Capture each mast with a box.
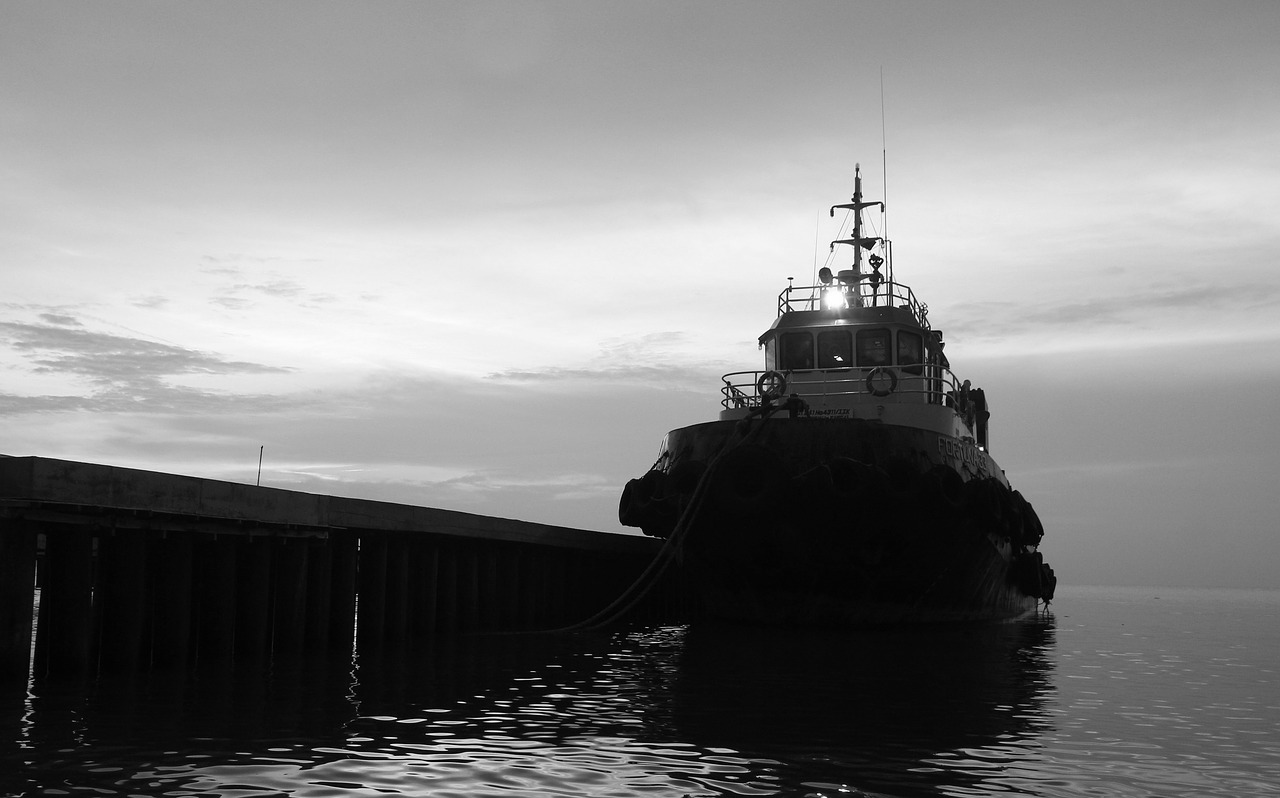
[829,164,885,302]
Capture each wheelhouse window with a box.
[898,331,923,375]
[780,332,814,370]
[855,329,890,366]
[817,330,852,369]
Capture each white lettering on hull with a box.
[937,436,992,478]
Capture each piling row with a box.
[0,456,675,685]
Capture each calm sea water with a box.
[3,584,1278,797]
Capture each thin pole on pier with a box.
[257,446,264,486]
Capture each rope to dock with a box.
[547,410,777,634]
[468,409,775,638]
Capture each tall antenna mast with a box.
[828,165,885,306]
[880,68,890,283]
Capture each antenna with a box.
[257,445,263,486]
[812,211,821,285]
[880,67,890,282]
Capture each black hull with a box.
[620,417,1053,627]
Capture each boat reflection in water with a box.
[659,617,1058,795]
[3,617,1056,796]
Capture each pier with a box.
[0,456,679,685]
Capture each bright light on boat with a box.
[823,287,846,310]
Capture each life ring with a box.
[756,370,787,401]
[865,367,897,397]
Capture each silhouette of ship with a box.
[619,165,1056,625]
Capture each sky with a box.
[3,1,1279,589]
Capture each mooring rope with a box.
[552,408,780,633]
[468,408,776,638]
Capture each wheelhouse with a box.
[719,166,991,450]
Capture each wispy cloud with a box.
[945,281,1280,346]
[37,312,82,327]
[488,362,716,387]
[209,275,339,311]
[230,279,305,299]
[0,314,294,414]
[130,295,170,310]
[488,331,730,387]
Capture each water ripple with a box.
[6,588,1280,797]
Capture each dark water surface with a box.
[3,585,1278,797]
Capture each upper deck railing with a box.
[778,278,931,332]
[721,365,968,412]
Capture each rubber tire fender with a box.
[617,470,667,531]
[710,444,787,519]
[827,456,875,503]
[922,464,965,509]
[1021,496,1045,547]
[618,477,646,527]
[666,459,707,496]
[963,477,1004,525]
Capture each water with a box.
[3,585,1278,797]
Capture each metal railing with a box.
[778,279,931,331]
[720,366,968,412]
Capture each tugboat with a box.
[618,165,1055,626]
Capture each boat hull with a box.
[621,416,1050,627]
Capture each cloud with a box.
[208,275,340,311]
[488,363,715,388]
[130,295,170,310]
[488,331,731,388]
[37,313,82,327]
[943,280,1280,350]
[231,279,305,299]
[0,361,697,531]
[0,314,294,414]
[210,297,253,311]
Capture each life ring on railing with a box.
[756,370,787,401]
[865,367,897,397]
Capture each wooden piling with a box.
[356,535,387,654]
[151,535,193,671]
[419,543,445,637]
[235,535,272,664]
[33,526,95,683]
[194,535,238,665]
[271,538,308,658]
[437,544,459,635]
[95,531,149,674]
[383,538,409,652]
[0,520,38,683]
[304,537,332,653]
[327,531,358,656]
[461,548,480,632]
